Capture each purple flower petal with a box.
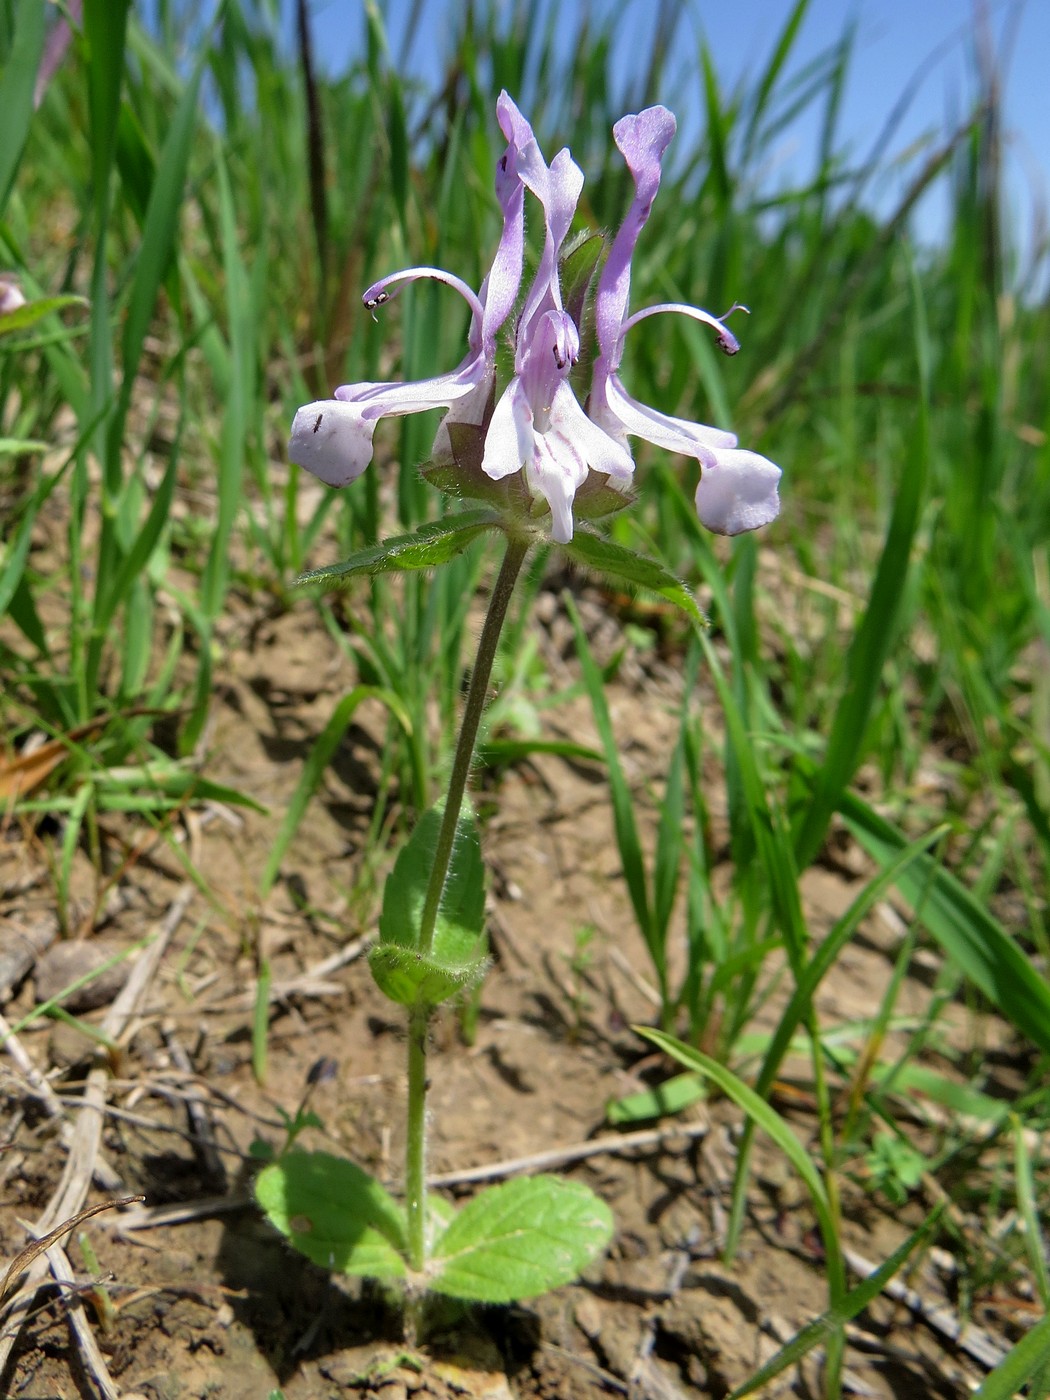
[362,266,484,328]
[595,107,676,366]
[289,400,381,487]
[591,373,738,461]
[516,147,585,356]
[478,92,530,349]
[292,359,487,485]
[481,378,532,481]
[694,449,781,535]
[547,380,634,484]
[482,378,633,541]
[527,429,585,544]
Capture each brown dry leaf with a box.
[0,718,110,801]
[0,1195,144,1304]
[0,708,165,801]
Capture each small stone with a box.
[48,1019,98,1069]
[574,1295,603,1339]
[35,938,131,1012]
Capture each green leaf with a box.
[606,1072,705,1125]
[84,0,131,211]
[109,38,206,454]
[0,296,89,338]
[0,0,46,216]
[792,259,929,868]
[93,451,178,640]
[256,1151,407,1280]
[561,531,705,626]
[430,1176,613,1303]
[841,791,1050,1056]
[477,737,603,768]
[971,1311,1050,1400]
[297,511,502,586]
[94,763,267,814]
[638,1028,835,1244]
[368,941,489,1008]
[565,592,654,981]
[0,438,49,454]
[379,802,485,951]
[371,801,488,1006]
[560,231,605,335]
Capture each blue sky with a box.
[304,0,1047,276]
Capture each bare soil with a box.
[0,566,1036,1399]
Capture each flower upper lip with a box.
[588,108,781,537]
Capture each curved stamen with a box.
[362,267,485,328]
[618,302,745,357]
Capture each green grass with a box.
[2,0,1048,1393]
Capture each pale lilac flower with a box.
[0,277,26,316]
[289,94,781,544]
[589,108,781,536]
[480,138,633,542]
[288,92,531,487]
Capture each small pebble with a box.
[35,938,131,1012]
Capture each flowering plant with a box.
[258,93,780,1326]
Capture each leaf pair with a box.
[255,1152,612,1304]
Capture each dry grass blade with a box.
[0,1194,144,1305]
[0,886,191,1381]
[0,707,167,800]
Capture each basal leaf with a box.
[256,1151,407,1280]
[430,1176,613,1303]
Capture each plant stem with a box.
[404,530,530,1274]
[417,531,530,959]
[405,1001,430,1272]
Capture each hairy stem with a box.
[404,530,530,1276]
[417,532,530,958]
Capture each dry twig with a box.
[844,1245,1006,1371]
[0,886,192,1387]
[428,1120,709,1187]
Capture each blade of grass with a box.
[971,1311,1050,1400]
[565,591,656,1000]
[840,789,1050,1056]
[0,0,46,215]
[1012,1114,1050,1309]
[728,1207,944,1399]
[261,686,413,897]
[639,1027,834,1240]
[793,254,930,869]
